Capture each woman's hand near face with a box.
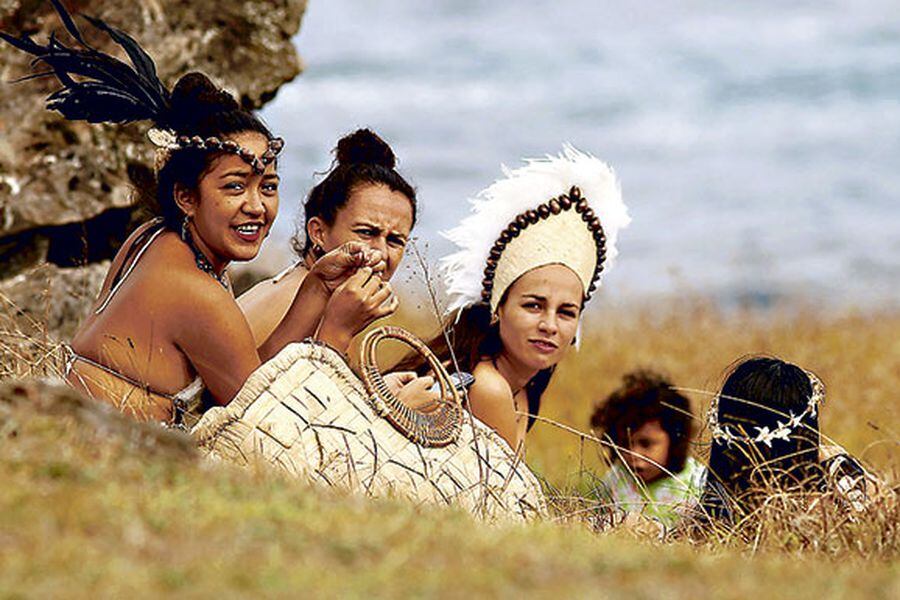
[257,243,387,359]
[317,267,398,352]
[307,241,387,293]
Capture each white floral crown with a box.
[708,370,825,448]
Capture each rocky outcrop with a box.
[0,0,306,274]
[0,378,197,458]
[0,260,107,338]
[0,0,306,339]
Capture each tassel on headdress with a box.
[0,0,172,126]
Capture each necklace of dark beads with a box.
[180,224,230,290]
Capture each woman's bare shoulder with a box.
[238,263,306,308]
[139,234,235,309]
[96,220,167,297]
[468,361,518,446]
[469,361,513,404]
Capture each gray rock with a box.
[0,0,306,255]
[0,261,106,347]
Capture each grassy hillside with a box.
[1,293,898,597]
[1,380,897,599]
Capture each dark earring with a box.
[312,243,324,257]
[181,215,191,241]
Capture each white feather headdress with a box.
[440,145,630,315]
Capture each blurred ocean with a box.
[255,0,900,309]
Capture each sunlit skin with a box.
[67,131,370,422]
[623,419,671,485]
[178,132,279,268]
[308,184,413,281]
[467,264,583,451]
[240,183,414,349]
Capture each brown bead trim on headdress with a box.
[148,128,284,174]
[480,185,607,304]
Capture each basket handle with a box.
[359,326,463,447]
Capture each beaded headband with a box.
[441,145,630,315]
[148,128,285,174]
[708,369,825,448]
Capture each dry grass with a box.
[383,294,899,480]
[2,379,898,598]
[1,273,898,595]
[382,290,899,561]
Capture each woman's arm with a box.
[260,243,394,357]
[257,272,331,361]
[467,364,522,449]
[168,276,264,405]
[315,266,398,352]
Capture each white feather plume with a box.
[440,145,630,315]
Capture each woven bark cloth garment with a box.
[191,341,548,522]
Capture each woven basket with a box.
[191,332,547,522]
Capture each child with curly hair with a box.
[590,370,704,526]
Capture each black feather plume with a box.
[1,0,172,127]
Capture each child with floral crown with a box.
[699,356,889,523]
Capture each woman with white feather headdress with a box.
[395,146,631,451]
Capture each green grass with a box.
[1,287,899,597]
[1,378,898,599]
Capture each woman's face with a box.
[624,419,671,484]
[496,264,583,373]
[308,183,414,280]
[186,131,279,264]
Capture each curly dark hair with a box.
[590,369,694,473]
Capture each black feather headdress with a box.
[2,1,285,173]
[0,0,172,128]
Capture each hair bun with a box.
[335,128,396,169]
[167,72,240,133]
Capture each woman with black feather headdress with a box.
[2,1,389,426]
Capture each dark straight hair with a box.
[700,356,823,519]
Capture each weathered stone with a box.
[0,0,306,251]
[0,260,106,341]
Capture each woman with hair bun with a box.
[2,2,380,427]
[240,129,429,396]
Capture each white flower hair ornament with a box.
[708,370,826,449]
[440,145,631,319]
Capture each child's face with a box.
[625,419,671,485]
